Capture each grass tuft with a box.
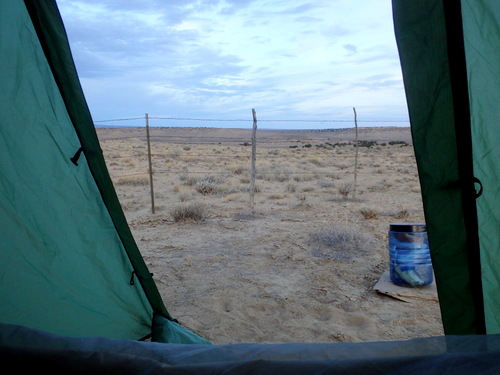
[196,176,224,195]
[310,226,373,260]
[170,202,206,222]
[359,208,378,219]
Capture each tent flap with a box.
[393,0,500,334]
[0,0,206,342]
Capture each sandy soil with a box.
[97,126,444,345]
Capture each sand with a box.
[97,126,444,345]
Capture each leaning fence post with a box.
[249,109,257,210]
[353,107,359,199]
[145,113,155,214]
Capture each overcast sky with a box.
[56,0,409,129]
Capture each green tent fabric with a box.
[0,0,208,344]
[462,0,500,334]
[393,0,500,335]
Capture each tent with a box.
[1,0,499,373]
[0,0,208,345]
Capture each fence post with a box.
[145,113,155,214]
[353,107,358,199]
[249,109,257,210]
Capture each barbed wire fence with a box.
[95,111,411,214]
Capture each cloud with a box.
[57,0,409,127]
[343,43,357,54]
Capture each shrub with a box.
[232,166,245,175]
[169,150,180,158]
[116,176,149,186]
[395,209,409,219]
[338,183,352,197]
[196,180,217,195]
[170,202,206,222]
[180,173,199,186]
[360,208,378,219]
[310,226,373,260]
[309,158,323,166]
[388,140,409,146]
[318,180,335,189]
[356,140,377,148]
[195,176,224,195]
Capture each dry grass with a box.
[338,183,352,198]
[96,127,443,345]
[310,225,374,260]
[170,202,207,222]
[116,175,149,186]
[103,132,421,225]
[360,208,378,219]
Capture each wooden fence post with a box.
[353,107,359,199]
[249,109,257,210]
[145,113,155,214]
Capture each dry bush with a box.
[170,202,206,222]
[196,181,217,195]
[258,165,291,182]
[308,158,323,167]
[178,194,190,202]
[293,174,315,182]
[310,226,373,260]
[180,174,199,186]
[116,176,149,186]
[318,180,335,189]
[195,176,224,195]
[368,179,389,192]
[360,208,378,219]
[338,183,352,197]
[231,166,246,175]
[267,193,284,200]
[169,150,181,159]
[410,186,421,193]
[395,209,410,219]
[122,158,136,167]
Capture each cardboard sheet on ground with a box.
[374,270,438,303]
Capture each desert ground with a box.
[96,126,444,345]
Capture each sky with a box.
[56,0,409,129]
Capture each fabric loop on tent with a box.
[70,147,83,166]
[473,177,483,198]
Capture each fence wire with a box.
[96,115,412,212]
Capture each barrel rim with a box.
[389,223,426,232]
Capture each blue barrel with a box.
[389,223,433,287]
